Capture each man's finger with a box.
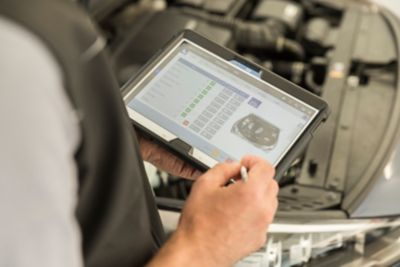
[204,162,241,187]
[249,164,275,190]
[268,180,279,198]
[241,155,266,169]
[177,163,202,180]
[241,156,275,186]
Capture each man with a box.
[0,0,279,266]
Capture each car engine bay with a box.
[98,0,398,216]
[92,0,400,265]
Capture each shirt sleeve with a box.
[0,17,83,267]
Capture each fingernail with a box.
[225,159,240,165]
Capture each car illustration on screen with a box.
[231,114,280,151]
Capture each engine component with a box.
[112,8,232,84]
[252,0,304,33]
[175,0,238,14]
[181,8,305,59]
[86,0,131,20]
[303,17,337,56]
[263,60,308,84]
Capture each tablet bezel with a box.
[122,30,329,180]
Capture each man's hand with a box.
[147,155,279,267]
[138,133,202,180]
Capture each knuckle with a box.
[264,164,275,177]
[241,154,252,163]
[211,163,224,173]
[212,162,233,176]
[269,167,276,177]
[270,180,279,195]
[214,162,225,169]
[253,155,265,162]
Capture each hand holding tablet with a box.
[123,30,329,180]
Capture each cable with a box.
[278,38,305,60]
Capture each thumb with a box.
[204,162,241,187]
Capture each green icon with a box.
[181,113,187,117]
[202,89,207,94]
[185,108,191,113]
[190,103,195,108]
[194,98,200,104]
[199,95,204,99]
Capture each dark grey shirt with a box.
[0,16,82,267]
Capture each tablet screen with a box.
[126,40,318,166]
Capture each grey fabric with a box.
[0,0,165,266]
[0,16,82,267]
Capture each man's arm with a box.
[147,156,279,267]
[0,17,82,267]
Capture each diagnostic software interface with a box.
[127,41,318,165]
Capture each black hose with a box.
[305,70,322,94]
[181,7,238,28]
[180,8,305,59]
[279,38,305,60]
[270,61,307,84]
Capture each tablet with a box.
[123,30,329,179]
